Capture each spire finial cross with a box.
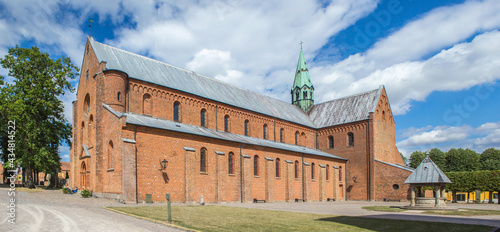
[300,41,303,49]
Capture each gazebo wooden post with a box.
[410,185,415,207]
[441,186,446,200]
[435,185,441,207]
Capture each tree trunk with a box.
[48,172,56,188]
[467,192,470,203]
[452,191,457,203]
[22,170,25,186]
[488,192,493,204]
[24,165,36,189]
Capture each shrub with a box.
[62,187,69,194]
[81,189,91,198]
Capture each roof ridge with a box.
[315,87,379,106]
[91,39,295,106]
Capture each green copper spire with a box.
[291,43,314,112]
[293,47,313,89]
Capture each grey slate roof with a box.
[308,87,382,128]
[90,38,382,129]
[375,159,414,172]
[404,155,451,184]
[90,38,315,127]
[102,104,346,161]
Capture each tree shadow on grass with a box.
[315,215,494,232]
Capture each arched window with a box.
[326,165,330,180]
[339,166,343,182]
[200,148,207,173]
[84,94,90,113]
[200,109,206,127]
[244,120,249,136]
[301,132,306,146]
[280,128,284,142]
[328,136,334,149]
[80,121,85,148]
[382,110,386,120]
[254,155,259,176]
[275,158,280,178]
[295,92,299,100]
[295,131,299,145]
[263,124,267,139]
[311,163,315,179]
[348,132,354,147]
[88,115,93,146]
[173,101,180,122]
[224,115,230,132]
[303,91,307,99]
[108,140,113,169]
[117,92,121,101]
[86,70,89,81]
[142,93,152,116]
[294,160,299,178]
[228,152,234,174]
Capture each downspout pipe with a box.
[134,125,138,203]
[367,119,372,201]
[240,143,243,203]
[302,153,305,201]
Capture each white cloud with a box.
[107,0,379,95]
[477,122,500,131]
[398,122,500,155]
[475,129,500,147]
[397,125,471,147]
[314,0,500,115]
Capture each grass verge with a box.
[108,205,493,232]
[362,206,408,212]
[422,209,500,216]
[16,187,43,192]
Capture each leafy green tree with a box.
[428,148,447,171]
[445,148,480,172]
[409,151,426,168]
[0,46,78,188]
[480,148,500,171]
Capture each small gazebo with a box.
[403,155,455,210]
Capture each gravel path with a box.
[2,186,499,231]
[0,186,181,232]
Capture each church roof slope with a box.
[307,87,382,128]
[404,155,451,184]
[103,104,346,161]
[89,38,315,127]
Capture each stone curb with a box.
[104,207,200,232]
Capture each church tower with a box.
[291,45,314,112]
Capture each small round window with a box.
[392,184,399,190]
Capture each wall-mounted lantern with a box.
[160,159,168,170]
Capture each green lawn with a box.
[107,205,493,232]
[362,206,408,212]
[422,209,500,216]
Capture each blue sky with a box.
[0,0,499,163]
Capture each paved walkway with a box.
[1,186,499,231]
[0,187,181,232]
[218,201,500,228]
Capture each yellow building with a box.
[446,191,499,203]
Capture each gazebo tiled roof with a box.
[404,155,451,184]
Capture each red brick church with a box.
[70,37,413,203]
